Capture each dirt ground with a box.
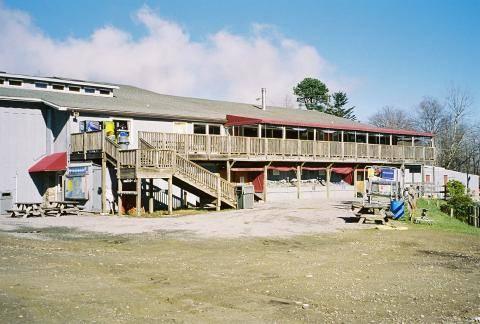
[0,199,368,238]
[0,200,479,323]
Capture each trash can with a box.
[0,192,13,215]
[236,184,254,209]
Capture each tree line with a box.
[368,86,479,175]
[293,78,479,175]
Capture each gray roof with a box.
[0,74,432,136]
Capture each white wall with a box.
[403,165,479,198]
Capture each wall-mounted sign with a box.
[67,166,88,177]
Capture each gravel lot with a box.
[0,198,369,238]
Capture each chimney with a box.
[261,88,267,110]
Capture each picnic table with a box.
[7,202,43,218]
[8,201,83,218]
[351,201,391,224]
[43,201,83,217]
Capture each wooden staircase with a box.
[70,131,238,212]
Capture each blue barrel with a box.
[390,200,405,219]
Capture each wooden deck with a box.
[138,131,435,164]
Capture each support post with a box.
[263,165,268,202]
[341,130,345,159]
[168,176,173,215]
[101,152,107,214]
[182,190,188,209]
[353,166,358,198]
[326,166,332,199]
[216,174,222,211]
[136,178,141,216]
[226,160,232,183]
[149,178,154,213]
[258,124,262,138]
[117,160,122,216]
[296,165,301,199]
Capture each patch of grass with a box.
[406,198,480,235]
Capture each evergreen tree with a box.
[326,92,357,120]
[293,78,329,111]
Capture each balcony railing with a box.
[139,131,435,163]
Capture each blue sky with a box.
[3,0,479,120]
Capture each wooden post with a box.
[326,166,331,199]
[258,124,262,138]
[101,152,107,214]
[216,174,222,211]
[450,207,454,218]
[168,176,173,215]
[353,166,358,198]
[366,133,370,157]
[296,165,301,199]
[136,178,141,216]
[226,160,232,182]
[263,165,268,202]
[117,160,123,216]
[182,190,188,209]
[474,207,478,227]
[341,130,345,159]
[148,178,154,213]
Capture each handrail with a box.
[139,131,435,163]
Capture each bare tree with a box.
[415,97,445,134]
[437,86,472,170]
[368,105,415,130]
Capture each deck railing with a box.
[139,131,435,163]
[71,131,435,163]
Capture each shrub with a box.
[446,180,466,197]
[441,180,474,221]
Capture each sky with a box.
[1,0,479,120]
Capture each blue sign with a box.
[380,168,395,180]
[67,166,88,177]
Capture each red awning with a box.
[28,152,67,173]
[225,114,433,137]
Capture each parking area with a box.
[0,198,368,238]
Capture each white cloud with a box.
[0,3,355,107]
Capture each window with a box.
[52,84,64,90]
[99,89,111,95]
[35,82,48,89]
[8,79,22,86]
[0,79,4,85]
[69,86,80,92]
[193,124,207,134]
[84,87,95,94]
[209,125,221,135]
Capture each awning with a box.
[28,152,67,173]
[225,114,433,137]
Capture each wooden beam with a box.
[149,178,154,213]
[216,174,222,211]
[353,164,359,198]
[227,160,232,183]
[168,176,173,215]
[136,178,141,216]
[297,165,301,199]
[117,160,122,216]
[326,164,333,199]
[101,152,107,214]
[263,165,268,202]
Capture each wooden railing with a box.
[175,153,236,203]
[139,131,435,163]
[117,147,236,204]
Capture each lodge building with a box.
[0,72,435,214]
